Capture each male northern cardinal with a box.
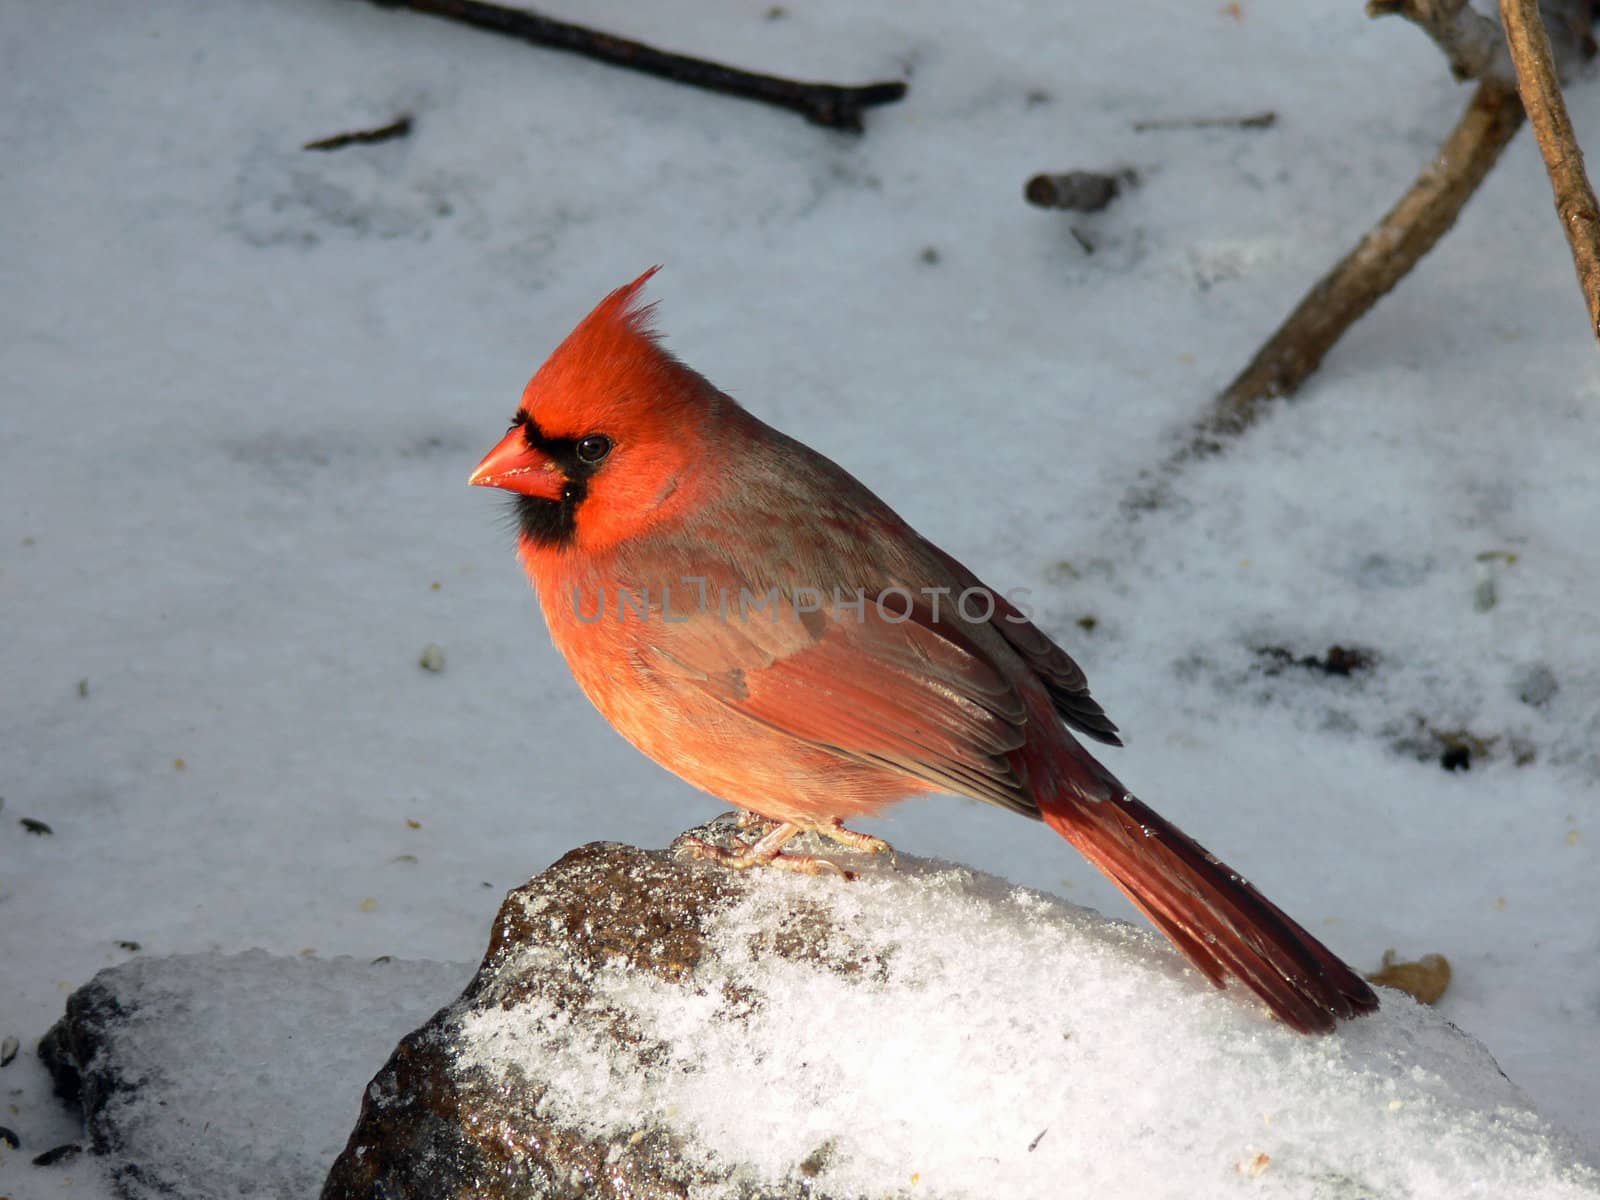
[471,269,1378,1034]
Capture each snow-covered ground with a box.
[3,0,1597,1194]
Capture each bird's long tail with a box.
[1039,783,1378,1033]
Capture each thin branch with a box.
[1117,2,1528,488]
[1108,1,1594,521]
[359,0,907,133]
[304,114,414,152]
[1500,0,1600,338]
[1192,81,1525,450]
[1131,111,1277,132]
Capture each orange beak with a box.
[469,427,566,500]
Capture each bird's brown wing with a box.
[635,578,1046,817]
[921,543,1121,746]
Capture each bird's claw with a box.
[817,819,894,859]
[681,823,856,879]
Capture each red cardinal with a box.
[471,269,1378,1034]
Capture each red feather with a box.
[473,272,1379,1033]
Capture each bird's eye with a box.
[575,434,612,465]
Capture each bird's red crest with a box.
[516,266,689,439]
[575,265,663,348]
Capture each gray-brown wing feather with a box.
[634,570,1040,817]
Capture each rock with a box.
[321,821,1600,1199]
[34,822,1600,1199]
[38,951,469,1199]
[321,835,743,1200]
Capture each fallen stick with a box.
[358,0,907,133]
[1131,112,1277,132]
[1120,78,1525,513]
[304,114,414,151]
[1176,0,1595,461]
[1196,80,1525,449]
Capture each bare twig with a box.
[304,114,414,151]
[1500,0,1600,337]
[358,0,907,133]
[1131,111,1277,132]
[1186,0,1596,452]
[1194,81,1525,449]
[1108,1,1596,521]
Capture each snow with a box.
[3,0,1597,1194]
[44,952,471,1199]
[460,852,1600,1199]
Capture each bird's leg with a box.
[681,821,852,878]
[734,807,776,833]
[814,818,894,858]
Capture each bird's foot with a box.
[815,819,894,859]
[682,821,853,879]
[734,808,776,833]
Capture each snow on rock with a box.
[37,951,469,1199]
[319,823,1599,1200]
